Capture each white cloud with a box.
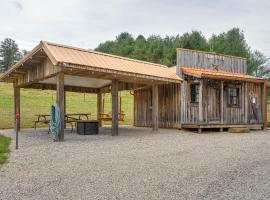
[0,0,269,56]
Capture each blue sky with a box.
[0,0,270,57]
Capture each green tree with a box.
[162,36,175,66]
[248,50,270,78]
[179,31,209,51]
[0,38,21,71]
[114,32,134,57]
[132,35,147,60]
[94,29,269,78]
[145,35,164,64]
[95,40,116,54]
[209,28,249,58]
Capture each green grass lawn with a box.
[0,134,11,164]
[0,81,134,129]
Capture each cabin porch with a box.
[180,75,268,133]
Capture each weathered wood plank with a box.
[198,79,203,123]
[56,72,65,141]
[176,49,247,74]
[111,80,119,136]
[152,84,158,131]
[220,81,224,124]
[97,92,103,127]
[13,85,20,131]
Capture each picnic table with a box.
[34,113,91,133]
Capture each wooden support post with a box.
[244,82,248,124]
[64,91,66,129]
[220,81,224,124]
[111,80,119,136]
[14,84,20,131]
[97,92,103,127]
[56,72,65,141]
[152,84,159,131]
[198,79,203,123]
[263,81,267,129]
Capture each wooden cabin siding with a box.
[177,49,247,74]
[180,81,199,124]
[223,83,245,124]
[181,79,263,126]
[134,83,181,128]
[134,88,152,127]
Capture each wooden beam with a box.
[152,84,159,131]
[198,79,203,123]
[97,92,103,127]
[111,80,119,136]
[220,81,224,124]
[23,83,100,94]
[13,84,20,131]
[56,72,65,141]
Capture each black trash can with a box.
[76,120,99,135]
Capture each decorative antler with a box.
[212,63,220,70]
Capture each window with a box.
[190,84,199,103]
[228,87,239,106]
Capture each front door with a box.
[207,84,221,122]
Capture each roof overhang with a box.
[182,67,266,83]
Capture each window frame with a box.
[227,86,240,107]
[190,83,200,104]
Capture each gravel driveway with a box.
[1,126,270,200]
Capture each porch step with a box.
[229,127,250,133]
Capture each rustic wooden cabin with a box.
[0,41,268,139]
[175,48,268,133]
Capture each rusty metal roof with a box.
[182,67,265,83]
[0,41,182,83]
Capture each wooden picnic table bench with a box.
[34,113,91,133]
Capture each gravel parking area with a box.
[1,126,270,200]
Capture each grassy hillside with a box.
[0,82,134,129]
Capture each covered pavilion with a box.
[0,41,182,141]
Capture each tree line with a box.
[95,28,269,78]
[0,28,269,78]
[0,38,27,72]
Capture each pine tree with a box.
[0,38,21,71]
